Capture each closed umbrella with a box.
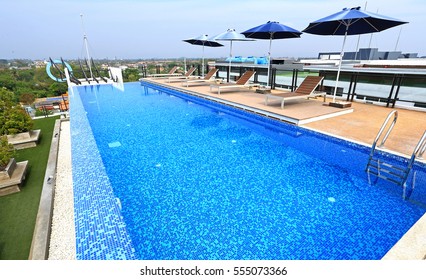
[302,6,408,104]
[211,29,254,82]
[183,34,223,76]
[242,21,302,88]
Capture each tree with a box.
[0,74,17,91]
[49,82,68,96]
[19,93,35,105]
[122,68,140,82]
[0,87,15,109]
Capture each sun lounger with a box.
[166,67,196,83]
[264,76,326,109]
[209,70,259,94]
[148,66,180,78]
[181,68,218,87]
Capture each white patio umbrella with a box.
[211,29,254,82]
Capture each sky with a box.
[1,0,425,60]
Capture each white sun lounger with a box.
[148,66,180,78]
[209,70,259,94]
[165,67,196,83]
[181,68,219,87]
[264,76,326,109]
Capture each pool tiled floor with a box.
[49,80,425,260]
[143,78,426,260]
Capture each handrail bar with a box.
[368,110,398,162]
[375,110,398,148]
[413,130,426,159]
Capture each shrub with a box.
[1,106,33,135]
[0,136,15,171]
[35,108,52,117]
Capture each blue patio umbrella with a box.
[211,29,254,82]
[302,6,408,103]
[183,34,223,76]
[242,21,302,88]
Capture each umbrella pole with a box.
[202,44,205,77]
[332,28,348,103]
[228,41,233,82]
[267,36,272,88]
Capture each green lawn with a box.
[0,116,59,260]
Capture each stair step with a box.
[369,159,406,172]
[366,164,407,178]
[366,170,404,185]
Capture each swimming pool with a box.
[70,82,426,260]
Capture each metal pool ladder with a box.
[365,110,426,199]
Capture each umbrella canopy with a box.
[303,6,408,102]
[212,29,254,82]
[183,34,223,76]
[242,21,302,88]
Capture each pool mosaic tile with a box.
[70,85,136,260]
[70,82,426,260]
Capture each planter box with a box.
[7,129,41,149]
[0,158,29,196]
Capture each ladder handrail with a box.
[412,130,426,159]
[399,131,426,199]
[374,110,398,149]
[367,110,398,164]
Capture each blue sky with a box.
[1,0,425,60]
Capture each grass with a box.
[0,116,59,260]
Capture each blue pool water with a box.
[70,82,426,260]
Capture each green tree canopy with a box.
[0,87,33,135]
